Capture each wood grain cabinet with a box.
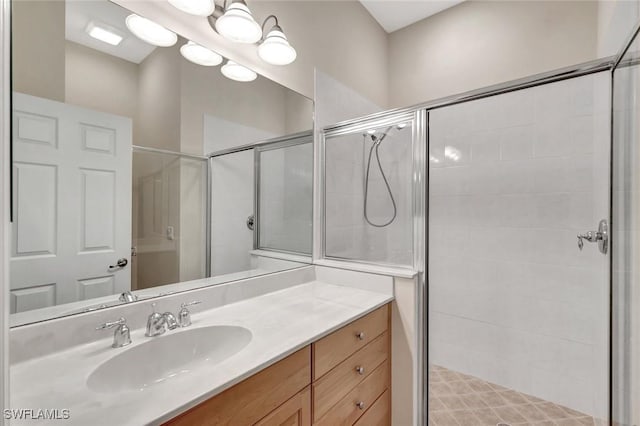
[163,304,391,426]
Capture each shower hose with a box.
[363,129,397,227]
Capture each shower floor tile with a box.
[428,365,603,426]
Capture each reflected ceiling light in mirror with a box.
[215,0,262,44]
[180,41,223,66]
[125,14,177,47]
[86,22,123,46]
[258,16,297,65]
[168,0,215,16]
[221,60,257,82]
[444,146,461,162]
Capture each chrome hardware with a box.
[577,219,608,254]
[108,258,128,271]
[146,303,166,337]
[356,401,365,410]
[178,301,202,327]
[131,246,137,257]
[96,317,131,348]
[355,366,365,375]
[355,331,365,340]
[246,214,255,231]
[163,312,179,330]
[119,291,138,303]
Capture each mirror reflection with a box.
[10,0,313,326]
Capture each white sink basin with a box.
[87,325,252,393]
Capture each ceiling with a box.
[66,0,156,64]
[359,0,465,33]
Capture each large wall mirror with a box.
[9,0,313,326]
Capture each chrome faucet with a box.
[146,303,181,337]
[146,303,166,337]
[119,291,138,303]
[96,317,132,348]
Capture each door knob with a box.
[577,219,608,254]
[108,258,128,271]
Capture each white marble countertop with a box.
[10,281,393,426]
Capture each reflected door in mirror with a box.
[10,93,132,313]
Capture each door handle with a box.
[108,258,128,271]
[577,219,608,254]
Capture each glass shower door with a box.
[427,72,611,425]
[612,31,640,426]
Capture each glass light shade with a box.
[168,0,215,16]
[258,28,297,65]
[221,60,257,82]
[180,41,223,66]
[215,2,262,44]
[125,14,177,47]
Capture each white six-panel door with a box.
[10,93,132,313]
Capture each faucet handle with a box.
[178,301,201,327]
[96,317,127,330]
[96,317,131,348]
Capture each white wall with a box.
[388,1,599,108]
[428,72,610,418]
[597,0,640,58]
[112,0,389,107]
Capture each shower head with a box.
[363,122,408,142]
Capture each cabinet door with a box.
[255,386,311,426]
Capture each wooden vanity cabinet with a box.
[163,304,391,426]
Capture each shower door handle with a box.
[577,219,608,254]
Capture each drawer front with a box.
[313,304,389,380]
[164,347,311,426]
[254,386,311,426]
[314,361,389,426]
[313,332,388,422]
[353,389,390,426]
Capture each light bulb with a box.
[215,1,262,44]
[258,26,297,65]
[168,0,215,16]
[125,14,177,47]
[180,41,223,66]
[221,60,257,82]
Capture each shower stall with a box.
[319,24,640,425]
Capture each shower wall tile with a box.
[428,72,610,419]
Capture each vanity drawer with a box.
[164,346,311,426]
[254,386,311,426]
[314,361,389,426]
[353,389,390,426]
[312,331,389,422]
[313,304,389,380]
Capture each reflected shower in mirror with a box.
[9,0,313,326]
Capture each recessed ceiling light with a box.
[168,0,215,16]
[220,60,257,82]
[180,41,223,66]
[125,14,177,47]
[86,22,123,46]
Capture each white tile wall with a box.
[428,72,610,418]
[324,126,414,266]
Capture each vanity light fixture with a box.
[86,22,123,46]
[257,16,297,66]
[168,0,216,17]
[125,14,177,47]
[221,60,257,82]
[214,0,262,44]
[207,1,297,65]
[180,41,223,66]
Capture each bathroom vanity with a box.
[165,304,391,426]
